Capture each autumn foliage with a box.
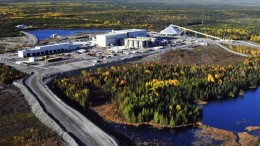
[55,56,260,127]
[0,63,25,83]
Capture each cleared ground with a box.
[137,45,245,65]
[0,84,62,146]
[0,32,37,54]
[193,126,260,145]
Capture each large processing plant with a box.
[95,29,147,47]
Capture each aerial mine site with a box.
[0,0,260,146]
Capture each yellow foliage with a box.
[97,68,102,74]
[119,80,126,86]
[145,79,180,91]
[218,79,223,85]
[250,35,260,43]
[144,69,151,74]
[215,74,221,79]
[176,104,181,111]
[105,71,110,76]
[207,74,215,83]
[226,45,259,56]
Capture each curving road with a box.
[25,71,118,146]
[216,43,249,57]
[21,31,38,46]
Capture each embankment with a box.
[13,76,78,146]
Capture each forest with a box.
[54,51,260,127]
[224,44,260,56]
[0,2,260,42]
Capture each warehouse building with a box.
[96,31,127,47]
[117,29,147,38]
[95,29,147,47]
[18,43,84,58]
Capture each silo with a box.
[139,40,144,48]
[134,40,139,48]
[124,39,129,46]
[129,40,134,48]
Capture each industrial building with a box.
[96,31,127,47]
[18,43,84,58]
[124,37,156,49]
[160,25,181,36]
[95,29,147,47]
[116,29,147,38]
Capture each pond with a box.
[27,29,111,41]
[109,87,260,145]
[202,87,260,132]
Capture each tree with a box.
[153,112,159,124]
[131,112,136,123]
[137,113,143,123]
[170,116,175,126]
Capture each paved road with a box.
[25,72,118,146]
[21,31,38,46]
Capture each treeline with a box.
[250,35,260,43]
[0,64,25,83]
[224,45,260,56]
[195,27,252,40]
[55,55,260,127]
[55,77,89,109]
[0,2,260,40]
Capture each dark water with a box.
[202,87,260,132]
[27,29,111,41]
[108,87,260,144]
[109,123,198,145]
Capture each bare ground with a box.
[193,126,260,146]
[238,132,260,146]
[0,84,63,146]
[246,126,260,132]
[193,126,239,146]
[0,33,35,53]
[136,45,245,65]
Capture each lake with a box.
[109,87,260,145]
[27,29,111,41]
[202,87,260,132]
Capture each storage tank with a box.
[139,40,144,48]
[124,39,129,46]
[129,40,134,48]
[134,40,139,48]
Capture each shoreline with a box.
[20,31,38,46]
[194,100,208,105]
[91,104,199,130]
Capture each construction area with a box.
[0,24,259,69]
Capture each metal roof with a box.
[160,25,180,35]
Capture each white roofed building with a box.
[116,29,147,38]
[95,29,147,47]
[18,43,85,58]
[160,25,181,36]
[96,32,127,47]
